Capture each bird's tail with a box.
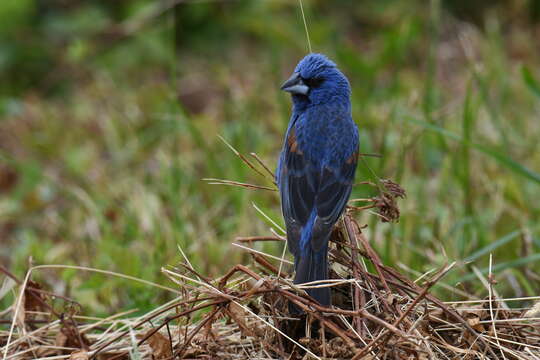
[288,211,332,315]
[293,248,330,307]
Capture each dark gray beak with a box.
[280,72,309,95]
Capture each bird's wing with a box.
[310,149,358,252]
[278,119,317,257]
[279,114,358,255]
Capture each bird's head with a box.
[281,53,351,109]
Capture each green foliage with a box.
[1,0,539,315]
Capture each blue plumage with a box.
[277,54,359,308]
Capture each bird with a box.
[277,53,359,310]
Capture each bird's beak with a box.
[280,72,309,95]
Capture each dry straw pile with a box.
[2,150,540,359]
[2,217,540,359]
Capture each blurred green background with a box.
[1,0,540,315]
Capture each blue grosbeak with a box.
[277,54,359,308]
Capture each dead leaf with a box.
[24,280,48,319]
[523,300,540,318]
[56,325,91,350]
[226,302,261,337]
[142,330,172,360]
[55,330,68,347]
[466,315,485,332]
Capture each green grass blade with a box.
[521,65,540,99]
[406,117,540,185]
[461,253,540,282]
[460,82,476,257]
[464,229,521,263]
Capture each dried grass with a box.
[2,149,539,359]
[2,214,540,359]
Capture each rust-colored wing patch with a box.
[287,127,302,154]
[345,150,359,165]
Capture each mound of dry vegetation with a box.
[2,149,540,359]
[2,211,540,359]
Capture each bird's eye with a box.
[305,77,324,88]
